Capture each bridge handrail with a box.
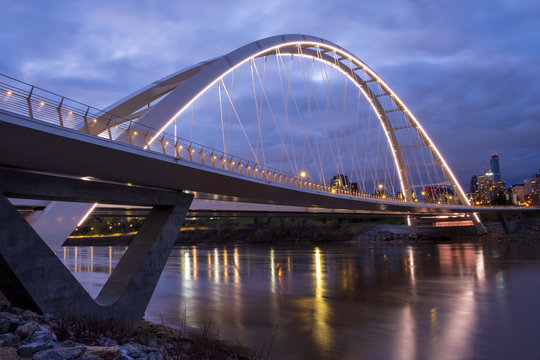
[0,72,411,204]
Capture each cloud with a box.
[1,0,538,188]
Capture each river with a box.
[57,241,540,359]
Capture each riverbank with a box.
[0,304,254,360]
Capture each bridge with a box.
[0,34,535,327]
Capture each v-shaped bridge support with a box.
[0,169,193,328]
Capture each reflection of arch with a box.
[91,34,469,208]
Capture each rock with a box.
[80,353,104,360]
[10,307,24,316]
[85,346,122,360]
[27,326,57,343]
[60,340,86,348]
[0,333,16,347]
[33,346,86,360]
[21,310,38,321]
[16,320,40,339]
[17,341,57,357]
[0,312,22,334]
[0,347,19,360]
[96,335,118,347]
[39,313,55,324]
[147,352,162,360]
[32,350,63,360]
[120,343,148,358]
[112,355,134,360]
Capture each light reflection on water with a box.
[57,242,540,360]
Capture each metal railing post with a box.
[174,139,180,159]
[160,134,166,154]
[106,114,113,139]
[83,106,90,133]
[26,86,34,119]
[126,122,133,145]
[57,97,64,127]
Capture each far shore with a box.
[62,219,540,247]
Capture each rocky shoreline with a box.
[0,306,250,360]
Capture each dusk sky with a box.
[1,0,539,187]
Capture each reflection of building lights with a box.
[223,249,228,282]
[270,249,275,293]
[214,248,219,282]
[207,252,212,279]
[108,246,112,274]
[312,247,332,350]
[184,249,191,281]
[234,247,240,283]
[192,247,197,280]
[430,307,438,329]
[315,248,322,286]
[408,247,416,284]
[476,247,485,282]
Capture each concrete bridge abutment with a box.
[0,168,192,329]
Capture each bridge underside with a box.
[0,168,192,328]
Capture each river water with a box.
[57,241,540,359]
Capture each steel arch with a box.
[98,34,471,211]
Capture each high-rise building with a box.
[509,184,525,205]
[490,153,501,182]
[470,175,478,193]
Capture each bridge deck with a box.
[0,109,530,216]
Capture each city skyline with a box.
[1,1,539,186]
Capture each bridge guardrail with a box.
[0,73,410,203]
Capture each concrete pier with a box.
[0,168,192,328]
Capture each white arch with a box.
[101,34,471,210]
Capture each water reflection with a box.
[57,242,540,360]
[313,247,332,353]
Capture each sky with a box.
[1,0,539,187]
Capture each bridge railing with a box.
[0,73,408,203]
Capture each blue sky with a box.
[1,0,539,186]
